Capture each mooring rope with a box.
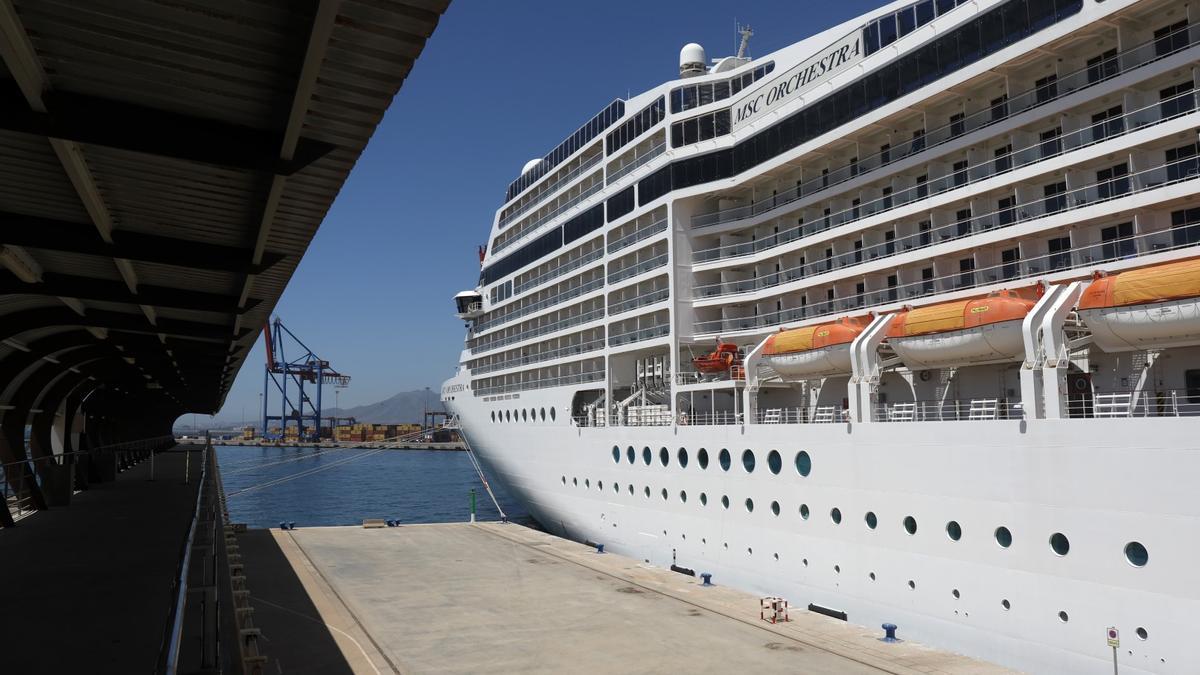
[222,446,347,475]
[459,433,505,520]
[226,448,388,499]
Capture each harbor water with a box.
[216,445,528,528]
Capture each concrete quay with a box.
[235,521,1014,674]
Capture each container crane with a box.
[261,317,350,442]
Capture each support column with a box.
[1039,282,1086,420]
[849,313,897,423]
[741,334,772,425]
[1020,283,1066,420]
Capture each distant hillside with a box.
[324,389,444,424]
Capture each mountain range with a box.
[322,389,446,424]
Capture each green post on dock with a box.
[470,488,476,523]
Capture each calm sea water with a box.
[216,446,529,529]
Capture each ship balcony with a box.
[692,88,1200,269]
[687,21,1200,235]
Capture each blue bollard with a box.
[385,520,394,527]
[279,522,287,530]
[288,522,297,530]
[595,543,604,554]
[700,573,713,586]
[881,623,899,642]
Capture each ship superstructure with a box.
[444,1,1200,672]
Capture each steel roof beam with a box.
[0,211,285,274]
[0,83,335,176]
[0,271,261,314]
[0,308,248,343]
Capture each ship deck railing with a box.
[695,211,1200,337]
[1072,389,1200,418]
[606,140,666,185]
[499,152,603,230]
[872,399,1024,423]
[690,21,1200,233]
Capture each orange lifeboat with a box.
[761,316,870,380]
[692,342,740,374]
[1077,258,1200,352]
[887,289,1037,369]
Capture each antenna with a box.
[736,23,754,60]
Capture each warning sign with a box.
[1106,627,1120,648]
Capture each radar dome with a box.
[679,43,707,78]
[521,158,542,174]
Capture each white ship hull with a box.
[446,382,1198,675]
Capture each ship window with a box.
[628,484,634,495]
[698,447,709,469]
[908,580,916,590]
[830,508,842,524]
[1124,541,1148,567]
[627,446,635,463]
[719,448,731,471]
[550,407,556,421]
[795,450,812,476]
[995,526,1012,548]
[771,501,780,516]
[644,486,651,498]
[1058,611,1069,623]
[561,476,565,484]
[800,504,810,520]
[597,481,603,491]
[661,488,668,500]
[904,516,918,535]
[572,477,577,486]
[767,450,781,474]
[679,490,687,503]
[585,478,590,488]
[1137,627,1148,640]
[745,498,755,513]
[865,512,878,529]
[1002,599,1011,610]
[700,492,708,506]
[741,449,755,473]
[643,446,652,465]
[612,446,620,463]
[1050,532,1070,556]
[490,411,495,422]
[659,447,669,467]
[721,495,730,509]
[677,447,689,468]
[946,520,962,541]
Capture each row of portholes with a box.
[610,445,812,477]
[490,407,556,423]
[563,474,1151,568]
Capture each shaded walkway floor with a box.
[0,449,200,673]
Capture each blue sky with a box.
[211,0,880,425]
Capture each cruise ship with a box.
[442,1,1200,672]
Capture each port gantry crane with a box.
[261,317,350,442]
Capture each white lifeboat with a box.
[887,289,1038,370]
[1077,258,1200,352]
[761,316,869,380]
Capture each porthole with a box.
[747,547,753,555]
[679,490,687,503]
[771,501,780,516]
[642,446,652,465]
[505,410,511,422]
[699,492,708,506]
[721,495,730,509]
[659,447,669,467]
[745,497,755,513]
[644,486,650,498]
[584,479,590,488]
[718,448,731,471]
[626,446,635,464]
[865,511,878,529]
[1136,627,1148,640]
[994,526,1012,548]
[561,476,566,484]
[869,572,876,581]
[946,520,962,541]
[1050,532,1070,556]
[795,450,812,476]
[1124,541,1148,567]
[834,565,841,574]
[572,477,578,486]
[597,481,603,491]
[550,407,556,421]
[800,503,810,520]
[802,558,808,567]
[830,508,842,524]
[952,589,960,599]
[627,484,634,495]
[907,580,916,590]
[741,449,756,473]
[767,450,782,474]
[1058,611,1069,623]
[521,409,527,421]
[904,516,918,535]
[661,488,668,500]
[539,407,546,421]
[490,411,495,422]
[1001,599,1011,610]
[697,448,709,469]
[611,446,620,463]
[613,482,620,493]
[773,552,779,560]
[677,447,689,468]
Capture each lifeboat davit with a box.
[761,316,870,380]
[693,342,740,373]
[1077,258,1200,352]
[887,289,1037,369]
